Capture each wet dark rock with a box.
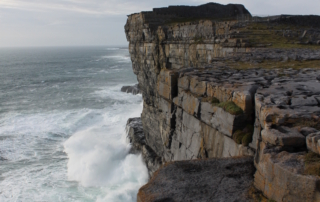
[127,117,145,153]
[126,118,162,177]
[121,84,141,95]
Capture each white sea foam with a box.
[64,102,147,201]
[106,48,120,50]
[92,84,142,102]
[0,47,144,202]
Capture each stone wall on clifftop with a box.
[125,2,320,202]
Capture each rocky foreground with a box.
[124,2,320,202]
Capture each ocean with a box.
[0,47,148,202]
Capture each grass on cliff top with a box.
[203,97,244,115]
[304,152,320,176]
[213,101,244,115]
[240,22,320,49]
[226,60,320,70]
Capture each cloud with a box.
[0,0,319,47]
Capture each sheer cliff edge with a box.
[124,2,320,202]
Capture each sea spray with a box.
[0,47,147,202]
[64,102,148,201]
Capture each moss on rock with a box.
[211,97,220,104]
[242,133,253,146]
[214,101,244,115]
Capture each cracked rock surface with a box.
[137,157,255,202]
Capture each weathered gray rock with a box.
[254,141,320,202]
[126,118,162,177]
[127,117,145,153]
[137,157,255,202]
[261,127,306,147]
[201,101,247,137]
[291,95,318,107]
[300,127,319,137]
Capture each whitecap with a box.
[106,48,120,51]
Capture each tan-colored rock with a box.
[306,132,320,154]
[201,101,247,137]
[254,141,320,202]
[173,91,200,117]
[189,77,207,96]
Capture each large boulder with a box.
[137,157,255,202]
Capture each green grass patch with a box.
[242,133,253,146]
[233,125,254,146]
[239,22,320,49]
[192,36,204,44]
[225,60,320,70]
[233,130,246,144]
[214,101,244,115]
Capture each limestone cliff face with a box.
[125,2,320,202]
[125,3,253,161]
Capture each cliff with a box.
[124,2,320,202]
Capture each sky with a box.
[0,0,319,47]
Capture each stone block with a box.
[201,101,247,137]
[173,91,201,117]
[178,76,190,90]
[189,77,207,96]
[261,127,305,147]
[254,141,320,202]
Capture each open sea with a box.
[0,47,148,202]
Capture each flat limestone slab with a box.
[137,157,255,202]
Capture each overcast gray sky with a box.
[0,0,319,47]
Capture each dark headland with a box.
[124,2,320,202]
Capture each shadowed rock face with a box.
[137,157,255,202]
[126,118,162,177]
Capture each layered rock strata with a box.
[124,2,320,202]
